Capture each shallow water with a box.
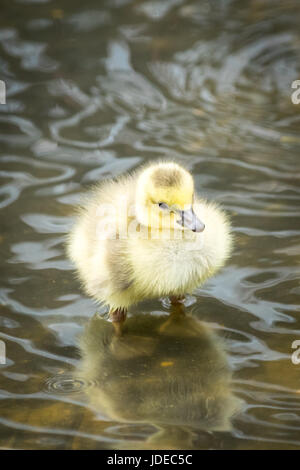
[0,0,300,450]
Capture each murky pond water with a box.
[0,0,300,450]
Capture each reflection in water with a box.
[76,306,240,448]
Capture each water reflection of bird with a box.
[76,306,240,449]
[67,161,232,326]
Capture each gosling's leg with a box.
[110,308,127,336]
[169,295,185,305]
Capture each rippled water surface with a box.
[0,0,300,450]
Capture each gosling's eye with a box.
[158,202,169,210]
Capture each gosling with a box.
[67,161,232,323]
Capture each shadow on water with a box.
[75,305,241,449]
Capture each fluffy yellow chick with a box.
[67,161,232,322]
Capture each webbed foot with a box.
[169,295,185,305]
[109,308,127,336]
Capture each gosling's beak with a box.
[176,207,205,233]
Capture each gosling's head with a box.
[135,161,205,233]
